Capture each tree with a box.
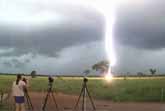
[83,69,90,76]
[149,68,156,76]
[137,72,144,77]
[31,70,37,78]
[92,60,110,73]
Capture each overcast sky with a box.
[0,0,165,75]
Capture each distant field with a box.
[1,75,165,102]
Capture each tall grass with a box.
[0,75,165,102]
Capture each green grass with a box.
[1,75,165,102]
[0,104,9,111]
[0,75,15,93]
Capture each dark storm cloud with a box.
[3,61,13,67]
[2,58,30,68]
[0,1,107,74]
[0,1,105,57]
[115,0,165,50]
[0,14,104,57]
[11,59,26,68]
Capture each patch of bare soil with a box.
[8,92,165,111]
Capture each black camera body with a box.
[22,78,28,92]
[22,77,27,84]
[48,76,54,83]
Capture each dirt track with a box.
[16,92,164,111]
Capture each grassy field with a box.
[1,75,165,102]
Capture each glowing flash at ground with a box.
[105,73,113,82]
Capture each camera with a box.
[22,77,27,84]
[48,76,54,89]
[48,76,54,83]
[22,77,28,92]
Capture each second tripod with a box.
[42,76,59,111]
[73,77,96,111]
[22,78,33,111]
[24,90,33,111]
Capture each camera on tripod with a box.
[74,70,96,111]
[42,76,59,111]
[48,76,54,89]
[22,77,33,110]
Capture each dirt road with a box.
[17,92,164,111]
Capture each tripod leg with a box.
[26,92,34,110]
[85,85,96,110]
[82,87,85,111]
[74,84,85,111]
[42,91,50,111]
[25,93,31,110]
[51,92,59,111]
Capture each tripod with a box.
[42,82,59,111]
[24,89,33,111]
[73,77,96,111]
